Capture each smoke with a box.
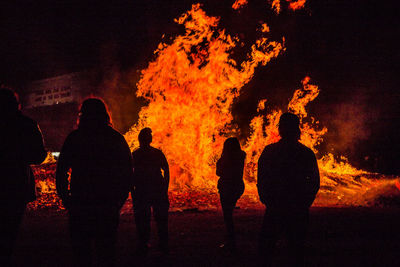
[320,89,379,159]
[96,42,143,134]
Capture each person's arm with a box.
[161,152,170,191]
[117,137,134,208]
[306,152,320,207]
[216,158,223,177]
[131,151,137,189]
[56,135,73,209]
[257,149,269,205]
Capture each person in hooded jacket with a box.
[216,137,246,252]
[0,88,46,266]
[56,98,133,267]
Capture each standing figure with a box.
[56,98,133,267]
[216,137,246,252]
[0,88,46,266]
[257,112,320,267]
[131,127,170,255]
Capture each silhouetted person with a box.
[131,127,170,254]
[56,98,133,267]
[216,137,246,252]
[257,112,320,267]
[0,88,46,266]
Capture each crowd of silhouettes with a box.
[1,87,320,267]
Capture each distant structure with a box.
[22,71,98,151]
[24,71,94,108]
[21,69,139,152]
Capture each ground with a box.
[13,207,400,267]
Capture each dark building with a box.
[22,71,98,151]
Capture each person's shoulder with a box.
[132,147,141,155]
[18,113,38,127]
[59,129,80,150]
[259,142,279,161]
[65,129,80,141]
[150,146,165,155]
[110,126,130,143]
[262,142,280,153]
[104,125,123,138]
[149,146,167,159]
[297,142,316,157]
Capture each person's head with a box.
[278,112,301,141]
[222,137,242,156]
[0,87,20,115]
[78,98,111,128]
[138,127,152,147]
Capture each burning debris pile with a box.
[29,2,400,211]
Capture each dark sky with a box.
[1,0,399,173]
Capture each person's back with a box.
[216,147,246,190]
[132,146,168,199]
[216,137,246,252]
[57,125,132,206]
[131,127,170,254]
[258,139,319,211]
[257,112,319,267]
[56,98,133,266]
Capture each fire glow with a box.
[30,2,400,211]
[122,3,399,209]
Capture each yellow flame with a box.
[41,152,57,165]
[271,0,281,14]
[260,23,270,33]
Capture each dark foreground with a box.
[13,207,400,267]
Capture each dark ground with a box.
[13,207,400,267]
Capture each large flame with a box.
[122,3,399,209]
[124,3,284,192]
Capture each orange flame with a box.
[260,23,270,33]
[270,0,306,14]
[395,180,400,192]
[242,77,326,186]
[232,0,248,10]
[288,0,307,11]
[271,0,281,14]
[125,4,284,192]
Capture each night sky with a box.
[1,0,399,174]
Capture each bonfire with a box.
[29,1,400,212]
